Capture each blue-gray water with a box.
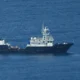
[0,0,80,80]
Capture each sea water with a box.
[0,0,80,80]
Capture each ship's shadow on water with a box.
[0,52,73,56]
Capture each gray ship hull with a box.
[0,43,73,55]
[25,43,73,55]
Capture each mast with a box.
[42,24,50,36]
[42,22,45,35]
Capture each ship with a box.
[25,24,73,55]
[0,24,73,55]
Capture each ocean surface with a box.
[0,0,80,80]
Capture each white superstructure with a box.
[0,39,10,46]
[27,24,54,47]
